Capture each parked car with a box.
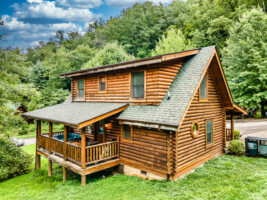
[11,138,25,147]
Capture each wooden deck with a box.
[37,149,121,176]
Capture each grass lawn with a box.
[0,145,266,200]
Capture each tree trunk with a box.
[261,100,266,118]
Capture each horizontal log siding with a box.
[105,120,168,176]
[72,63,182,105]
[175,70,225,174]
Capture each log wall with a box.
[72,63,183,105]
[174,69,225,177]
[105,120,168,178]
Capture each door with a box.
[96,120,104,143]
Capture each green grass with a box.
[0,145,266,200]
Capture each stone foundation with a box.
[116,164,165,180]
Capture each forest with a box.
[0,0,266,136]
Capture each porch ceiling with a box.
[22,100,128,128]
[226,104,247,116]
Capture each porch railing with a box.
[66,142,81,164]
[85,140,119,165]
[38,134,119,167]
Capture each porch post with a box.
[64,125,68,160]
[81,175,86,186]
[81,127,86,169]
[48,160,52,176]
[49,122,53,154]
[231,113,234,140]
[63,167,67,182]
[36,120,41,170]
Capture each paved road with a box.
[226,119,267,142]
[23,137,36,146]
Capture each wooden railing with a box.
[38,135,49,149]
[51,138,64,156]
[85,140,119,165]
[66,143,81,164]
[226,128,232,141]
[41,131,64,136]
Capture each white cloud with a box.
[56,0,103,9]
[1,15,87,49]
[14,0,95,23]
[105,0,173,7]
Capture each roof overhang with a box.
[226,104,248,116]
[59,49,200,78]
[22,103,128,129]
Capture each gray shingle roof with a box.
[117,46,215,128]
[22,101,128,126]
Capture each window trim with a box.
[191,121,199,138]
[199,73,208,102]
[76,78,85,101]
[98,75,107,93]
[121,124,133,143]
[205,119,214,149]
[130,70,146,99]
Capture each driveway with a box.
[23,137,36,146]
[226,119,267,142]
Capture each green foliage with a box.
[0,136,32,180]
[18,125,28,136]
[93,2,171,57]
[228,140,245,156]
[152,27,194,56]
[222,8,267,110]
[255,112,262,119]
[83,42,132,69]
[229,130,241,140]
[0,49,37,136]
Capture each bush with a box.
[227,140,245,156]
[18,125,28,136]
[255,112,261,119]
[228,130,240,140]
[0,136,33,181]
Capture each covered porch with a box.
[226,104,248,141]
[22,99,128,186]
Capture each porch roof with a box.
[22,99,128,129]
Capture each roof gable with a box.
[118,46,217,129]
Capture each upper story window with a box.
[78,79,84,98]
[131,71,144,98]
[99,75,107,91]
[199,74,208,101]
[206,120,214,147]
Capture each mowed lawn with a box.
[0,144,266,200]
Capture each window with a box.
[78,79,84,98]
[191,121,199,138]
[131,71,144,98]
[206,120,214,146]
[87,125,92,134]
[99,75,107,91]
[121,125,132,141]
[98,120,104,135]
[199,74,208,100]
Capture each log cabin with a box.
[22,46,247,186]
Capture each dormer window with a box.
[199,74,208,101]
[99,75,107,92]
[78,79,84,98]
[131,71,144,98]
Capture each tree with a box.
[0,49,37,136]
[151,27,194,56]
[83,42,132,69]
[222,8,267,117]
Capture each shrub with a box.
[18,125,28,136]
[227,140,245,156]
[0,136,33,181]
[228,130,240,140]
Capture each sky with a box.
[0,0,173,49]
